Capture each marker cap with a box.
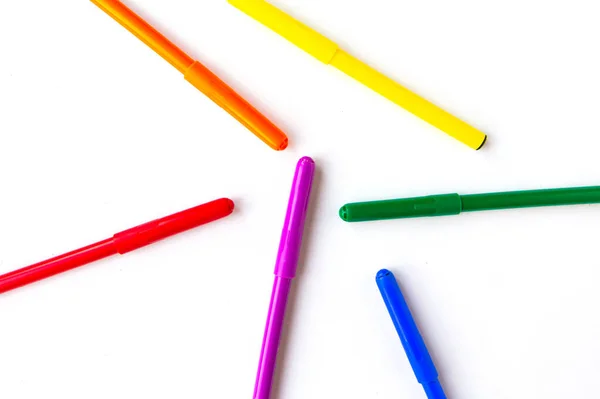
[340,194,462,222]
[376,269,446,399]
[274,157,315,278]
[114,198,234,253]
[184,62,289,151]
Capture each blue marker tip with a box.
[376,269,447,399]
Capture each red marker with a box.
[0,198,234,294]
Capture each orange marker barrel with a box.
[91,0,288,151]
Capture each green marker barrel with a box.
[339,186,600,222]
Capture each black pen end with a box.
[476,135,488,150]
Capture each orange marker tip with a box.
[278,138,289,151]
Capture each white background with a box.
[1,1,600,398]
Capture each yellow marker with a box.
[228,0,487,150]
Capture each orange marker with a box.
[91,0,288,151]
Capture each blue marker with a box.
[376,269,447,399]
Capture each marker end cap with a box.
[339,205,349,221]
[224,198,235,213]
[277,138,289,151]
[298,156,314,166]
[476,135,488,150]
[376,269,392,281]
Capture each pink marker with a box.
[253,157,315,399]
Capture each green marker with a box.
[339,185,600,222]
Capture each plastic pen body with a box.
[254,276,292,399]
[254,157,315,399]
[461,185,600,212]
[0,198,234,294]
[340,185,600,222]
[0,239,117,294]
[90,0,193,73]
[228,0,487,150]
[376,269,447,399]
[91,0,288,151]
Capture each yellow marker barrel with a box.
[228,0,487,150]
[230,0,339,63]
[329,50,487,150]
